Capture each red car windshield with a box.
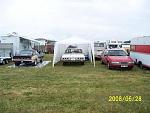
[107,50,127,56]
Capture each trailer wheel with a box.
[2,60,5,65]
[138,61,143,69]
[5,60,9,64]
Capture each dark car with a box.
[13,50,44,66]
[101,49,134,69]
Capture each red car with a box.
[101,49,134,69]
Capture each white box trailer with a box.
[0,43,13,64]
[130,36,150,68]
[0,35,30,56]
[0,33,40,56]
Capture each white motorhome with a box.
[94,41,106,59]
[106,40,122,49]
[130,36,150,68]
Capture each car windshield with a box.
[20,50,33,56]
[107,50,127,56]
[108,45,118,48]
[65,49,82,53]
[94,43,104,47]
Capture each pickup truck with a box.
[13,50,44,66]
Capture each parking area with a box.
[0,54,149,113]
[8,61,51,68]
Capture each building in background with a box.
[35,38,56,54]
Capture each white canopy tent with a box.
[52,37,95,67]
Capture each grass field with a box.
[0,54,149,113]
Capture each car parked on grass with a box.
[61,47,85,65]
[13,50,44,66]
[100,48,134,69]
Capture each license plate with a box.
[121,65,128,67]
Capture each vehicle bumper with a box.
[61,60,85,62]
[13,59,34,64]
[109,64,134,69]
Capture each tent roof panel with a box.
[57,37,93,44]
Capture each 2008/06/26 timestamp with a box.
[108,96,142,102]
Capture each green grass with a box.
[0,54,149,113]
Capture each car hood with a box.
[107,56,133,62]
[62,53,85,58]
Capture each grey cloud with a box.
[0,0,150,41]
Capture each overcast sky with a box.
[0,0,150,41]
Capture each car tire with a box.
[40,59,43,63]
[63,62,66,65]
[81,62,84,65]
[15,62,20,66]
[33,60,38,66]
